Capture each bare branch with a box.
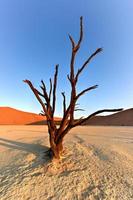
[67,74,71,83]
[74,103,85,112]
[73,108,123,127]
[68,16,83,52]
[68,34,75,49]
[49,78,52,101]
[68,22,84,122]
[76,85,98,99]
[40,81,48,101]
[52,64,59,116]
[75,16,83,51]
[40,80,52,114]
[70,52,75,82]
[69,17,84,82]
[61,92,66,115]
[34,89,44,98]
[74,108,85,112]
[23,80,51,120]
[41,80,46,90]
[39,110,45,116]
[75,48,103,83]
[64,17,84,128]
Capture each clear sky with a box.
[0,0,133,117]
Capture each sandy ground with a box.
[0,126,133,200]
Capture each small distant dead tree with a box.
[24,17,122,160]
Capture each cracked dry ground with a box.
[0,126,133,200]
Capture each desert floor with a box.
[0,126,133,200]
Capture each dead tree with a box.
[24,17,122,159]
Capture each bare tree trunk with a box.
[49,133,63,159]
[24,17,123,162]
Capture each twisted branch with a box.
[75,48,103,83]
[23,80,51,120]
[52,64,59,116]
[61,92,66,115]
[72,108,123,127]
[76,85,98,100]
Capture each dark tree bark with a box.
[24,17,123,160]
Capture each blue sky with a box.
[0,0,133,117]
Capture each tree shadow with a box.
[0,138,51,195]
[0,137,50,167]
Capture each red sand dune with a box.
[83,108,133,126]
[0,107,133,126]
[0,107,60,125]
